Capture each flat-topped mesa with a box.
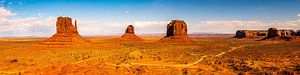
[39,17,90,46]
[121,25,142,41]
[234,28,296,39]
[258,28,296,41]
[234,30,268,38]
[160,20,193,43]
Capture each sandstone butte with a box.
[39,17,90,46]
[160,20,193,43]
[120,25,143,41]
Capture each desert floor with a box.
[0,36,299,75]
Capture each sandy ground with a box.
[0,36,299,75]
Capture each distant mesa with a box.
[234,30,268,38]
[234,27,300,41]
[160,20,193,43]
[235,28,295,38]
[260,28,295,41]
[39,17,90,46]
[120,25,143,41]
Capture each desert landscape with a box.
[0,16,299,75]
[1,0,300,75]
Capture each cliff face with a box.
[166,20,188,37]
[56,17,78,34]
[121,25,142,41]
[40,17,90,46]
[160,20,193,43]
[234,30,268,38]
[235,29,296,39]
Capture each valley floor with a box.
[0,36,299,75]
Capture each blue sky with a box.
[0,0,300,37]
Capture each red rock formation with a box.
[261,28,292,41]
[166,20,187,37]
[125,25,134,34]
[234,29,296,39]
[267,28,279,37]
[121,25,143,41]
[234,30,268,38]
[160,20,193,43]
[40,17,90,45]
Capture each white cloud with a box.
[0,7,55,37]
[76,20,169,36]
[190,20,300,34]
[202,20,269,26]
[1,6,300,37]
[190,20,271,33]
[0,7,16,18]
[298,13,300,17]
[133,21,169,34]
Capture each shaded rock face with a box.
[125,25,134,34]
[40,17,90,46]
[121,25,142,41]
[267,28,279,38]
[160,20,192,43]
[234,30,246,38]
[260,28,293,41]
[297,30,300,36]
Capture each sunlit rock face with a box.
[160,20,193,43]
[56,17,78,34]
[234,30,268,38]
[40,17,90,46]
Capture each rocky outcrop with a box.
[121,25,142,41]
[39,17,90,46]
[260,28,293,41]
[125,25,134,34]
[235,28,296,39]
[160,20,193,43]
[234,30,267,38]
[166,20,188,37]
[267,28,279,38]
[278,30,296,36]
